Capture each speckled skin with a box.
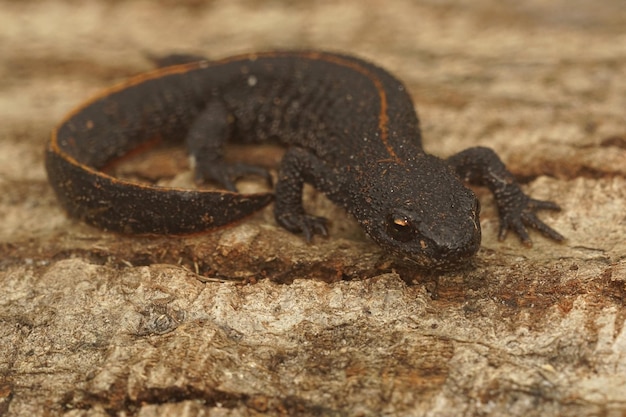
[46,51,563,267]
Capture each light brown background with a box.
[1,0,625,416]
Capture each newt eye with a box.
[387,213,417,242]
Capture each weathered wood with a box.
[1,1,625,416]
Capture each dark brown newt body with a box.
[46,51,563,268]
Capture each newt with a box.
[45,51,564,268]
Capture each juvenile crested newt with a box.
[45,51,564,268]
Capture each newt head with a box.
[352,155,481,268]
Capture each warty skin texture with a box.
[46,51,563,268]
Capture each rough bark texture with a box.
[1,0,625,416]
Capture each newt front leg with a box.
[447,146,564,246]
[273,147,339,241]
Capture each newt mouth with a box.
[395,242,480,270]
[399,254,477,271]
